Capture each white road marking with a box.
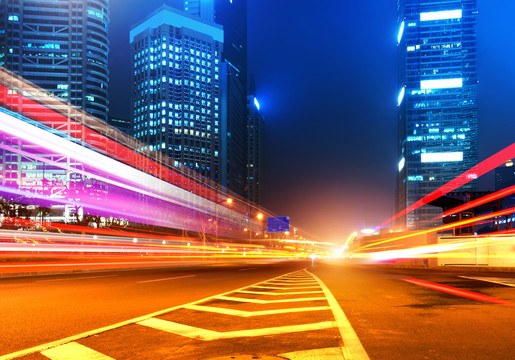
[252,285,321,290]
[0,269,307,360]
[36,275,118,283]
[269,279,318,283]
[459,276,515,287]
[236,290,324,296]
[185,304,331,317]
[265,281,319,286]
[215,295,327,304]
[40,342,115,360]
[308,270,370,360]
[279,347,345,360]
[138,317,335,340]
[238,267,257,271]
[137,274,196,283]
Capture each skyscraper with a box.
[0,0,110,120]
[246,93,264,206]
[183,0,248,197]
[396,0,478,230]
[130,5,224,183]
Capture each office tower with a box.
[184,0,214,22]
[396,0,478,230]
[130,5,224,183]
[0,0,110,120]
[246,93,264,206]
[183,0,248,196]
[495,160,515,192]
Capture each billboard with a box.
[267,216,290,233]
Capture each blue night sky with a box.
[108,0,515,242]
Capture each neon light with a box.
[397,21,405,44]
[421,152,463,163]
[254,97,260,110]
[420,78,462,90]
[420,10,462,21]
[397,86,405,106]
[398,157,405,172]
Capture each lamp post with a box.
[215,197,232,241]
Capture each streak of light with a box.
[437,185,515,219]
[358,206,515,251]
[377,142,515,229]
[403,278,515,305]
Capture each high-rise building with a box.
[495,160,515,192]
[0,0,110,120]
[246,93,264,206]
[396,0,478,230]
[130,5,224,183]
[182,0,248,197]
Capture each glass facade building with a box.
[182,0,248,197]
[246,95,264,206]
[396,0,478,230]
[130,5,223,183]
[0,0,110,120]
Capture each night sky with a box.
[108,0,515,242]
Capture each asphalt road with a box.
[0,260,514,359]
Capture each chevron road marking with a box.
[138,318,336,341]
[40,342,115,360]
[252,285,321,290]
[267,279,318,284]
[185,304,331,317]
[236,289,324,296]
[265,281,319,286]
[215,295,327,304]
[279,347,345,360]
[0,269,307,360]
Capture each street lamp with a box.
[215,197,232,240]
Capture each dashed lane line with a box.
[236,290,324,296]
[138,317,336,341]
[238,267,257,271]
[40,342,115,360]
[0,269,307,360]
[136,274,197,283]
[308,270,370,360]
[215,295,327,304]
[184,304,331,317]
[36,275,119,283]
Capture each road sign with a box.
[267,216,290,233]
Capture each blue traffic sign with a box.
[267,216,290,233]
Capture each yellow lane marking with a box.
[252,285,321,290]
[0,269,307,360]
[279,347,345,360]
[236,290,324,296]
[185,304,331,317]
[138,318,336,340]
[215,295,327,304]
[308,271,370,360]
[40,342,115,360]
